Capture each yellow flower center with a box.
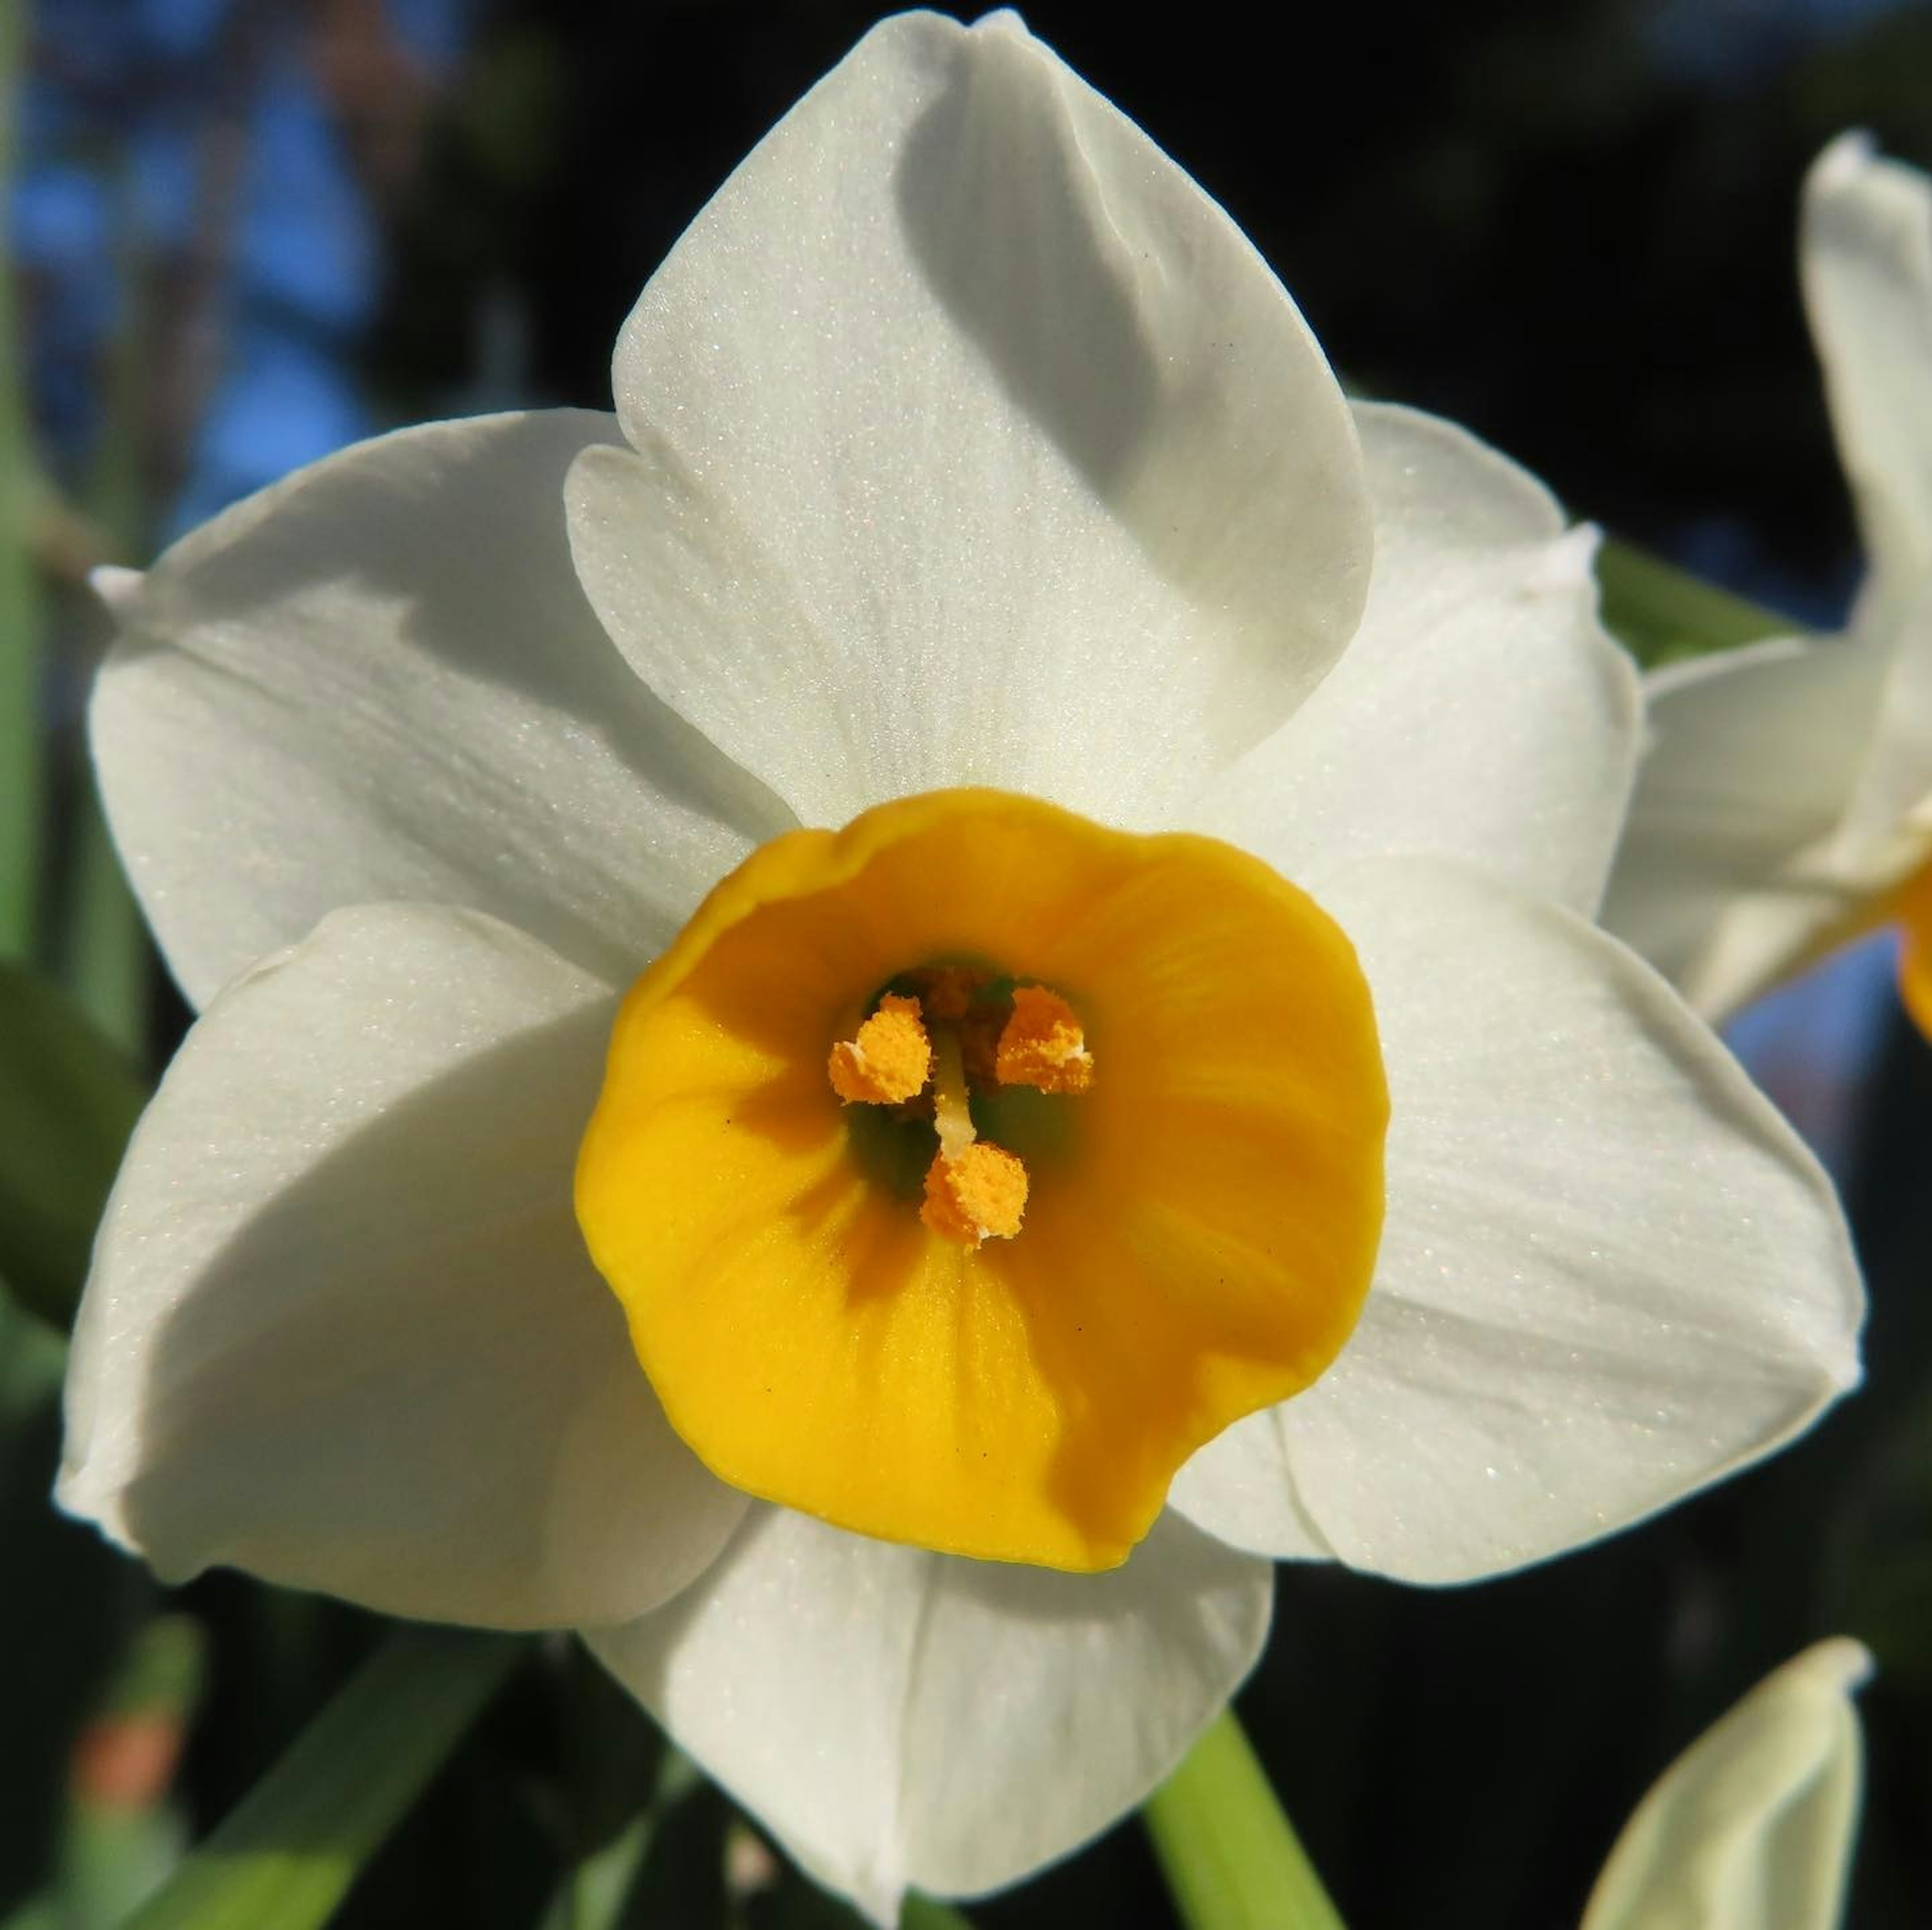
[826,971,1093,1246]
[575,789,1389,1570]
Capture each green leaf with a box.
[0,1291,154,1921]
[58,1616,208,1929]
[1142,1711,1347,1930]
[1594,535,1789,670]
[537,1750,698,1930]
[57,161,156,1054]
[0,960,147,1329]
[59,788,149,1060]
[123,1626,519,1930]
[899,1898,974,1929]
[0,0,46,963]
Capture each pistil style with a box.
[922,1026,1028,1245]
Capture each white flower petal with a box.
[1582,1638,1872,1930]
[586,1506,1270,1922]
[1172,858,1862,1582]
[89,563,143,614]
[1610,140,1932,1010]
[1801,139,1932,879]
[567,11,1370,829]
[1601,632,1886,1018]
[1804,134,1932,600]
[60,902,746,1628]
[1166,1411,1335,1563]
[1836,578,1932,875]
[95,410,782,1009]
[1196,402,1638,914]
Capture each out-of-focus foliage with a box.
[123,1628,516,1930]
[1595,535,1791,668]
[0,961,144,1329]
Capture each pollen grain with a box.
[922,1141,1029,1246]
[996,985,1094,1094]
[827,993,931,1105]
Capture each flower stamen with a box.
[579,788,1391,1569]
[827,992,932,1105]
[996,985,1094,1094]
[827,974,1096,1247]
[923,1025,1027,1245]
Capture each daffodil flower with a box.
[1605,136,1932,1031]
[1582,1639,1871,1930]
[60,13,1861,1919]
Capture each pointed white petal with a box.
[94,411,781,1009]
[567,12,1370,828]
[1196,402,1638,913]
[1175,859,1862,1580]
[1804,134,1932,599]
[1801,142,1932,879]
[586,1507,1270,1921]
[1582,1639,1871,1930]
[60,902,745,1628]
[1836,580,1932,877]
[89,564,143,615]
[1601,631,1886,1016]
[1609,140,1932,1009]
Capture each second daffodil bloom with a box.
[1582,1639,1872,1930]
[1605,135,1932,1031]
[60,12,1861,1920]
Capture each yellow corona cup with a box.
[578,790,1387,1569]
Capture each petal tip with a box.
[1810,1635,1877,1693]
[53,1459,200,1582]
[89,563,145,618]
[1810,128,1879,197]
[1544,520,1602,584]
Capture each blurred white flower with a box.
[1582,1638,1871,1930]
[1606,136,1932,1032]
[59,13,1862,1920]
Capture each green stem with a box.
[63,786,147,1055]
[1594,534,1788,668]
[900,1899,976,1930]
[1143,1710,1346,1930]
[0,0,45,961]
[59,155,155,1051]
[124,1626,519,1930]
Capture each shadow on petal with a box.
[108,996,735,1628]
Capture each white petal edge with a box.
[585,1505,1271,1923]
[60,901,747,1628]
[89,563,143,615]
[94,409,783,1009]
[1782,140,1932,926]
[1601,629,1889,1018]
[1171,857,1862,1583]
[1581,1638,1872,1930]
[568,10,1370,830]
[1803,134,1932,602]
[1835,578,1932,882]
[1197,400,1639,915]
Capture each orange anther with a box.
[921,1141,1028,1247]
[828,994,931,1105]
[996,985,1093,1094]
